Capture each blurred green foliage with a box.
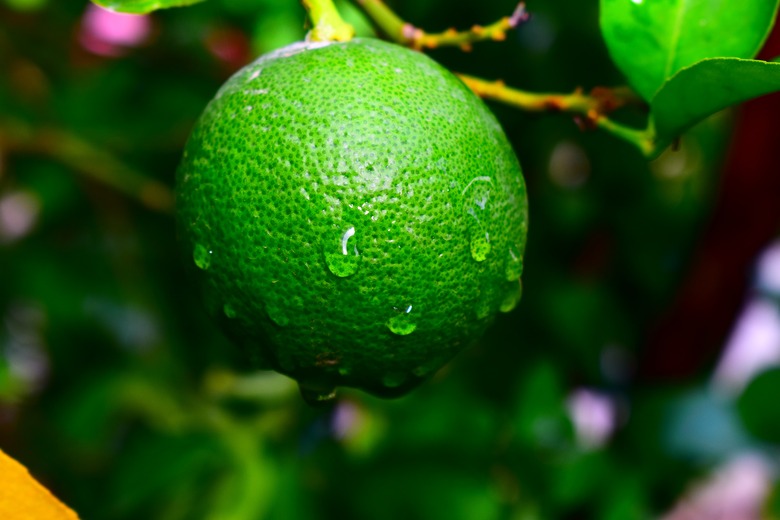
[1,0,778,519]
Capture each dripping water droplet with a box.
[223,303,237,319]
[265,300,289,326]
[387,305,417,335]
[324,225,361,277]
[412,366,429,377]
[475,284,498,319]
[470,232,491,262]
[475,297,492,319]
[413,354,448,378]
[506,247,524,281]
[382,373,406,388]
[462,177,493,262]
[500,280,523,313]
[193,243,212,270]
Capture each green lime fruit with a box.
[176,38,528,402]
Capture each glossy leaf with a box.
[651,58,780,146]
[91,0,205,14]
[738,367,780,443]
[109,433,221,517]
[600,0,780,101]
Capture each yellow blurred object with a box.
[0,449,79,520]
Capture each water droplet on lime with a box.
[193,243,212,270]
[223,303,237,318]
[382,373,406,388]
[500,281,522,313]
[462,176,493,210]
[475,299,491,319]
[462,177,493,263]
[412,366,428,377]
[506,247,523,281]
[412,365,434,377]
[324,225,361,277]
[387,305,416,335]
[475,286,496,319]
[266,300,289,326]
[470,232,491,262]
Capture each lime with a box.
[176,38,528,401]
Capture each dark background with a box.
[2,0,780,518]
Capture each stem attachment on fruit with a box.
[354,0,529,50]
[458,74,657,157]
[303,0,355,42]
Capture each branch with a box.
[458,74,655,157]
[354,0,529,50]
[0,119,174,213]
[303,0,355,42]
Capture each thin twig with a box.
[354,0,529,50]
[0,119,174,213]
[458,74,655,156]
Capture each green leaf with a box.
[738,366,780,444]
[600,0,780,101]
[514,361,573,449]
[651,58,780,147]
[109,432,222,517]
[91,0,205,14]
[3,0,47,11]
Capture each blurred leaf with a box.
[264,461,316,520]
[56,373,125,451]
[552,452,611,509]
[352,467,503,520]
[336,0,376,38]
[600,0,779,100]
[539,280,628,370]
[766,482,780,518]
[2,0,47,11]
[738,366,780,444]
[0,356,20,401]
[651,58,780,147]
[205,429,276,520]
[109,432,222,518]
[514,361,572,449]
[599,476,648,520]
[375,386,499,453]
[57,371,188,452]
[91,0,206,14]
[251,9,305,54]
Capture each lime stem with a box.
[303,0,355,42]
[458,74,657,157]
[353,0,529,50]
